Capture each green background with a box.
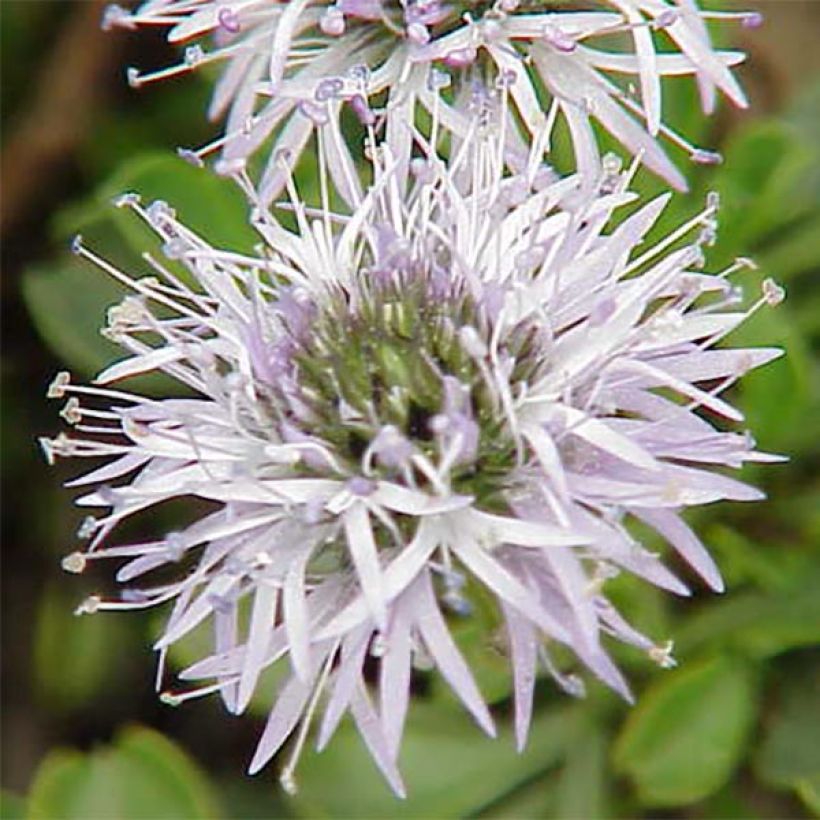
[2,1,818,817]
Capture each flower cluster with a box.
[47,118,784,793]
[107,0,759,202]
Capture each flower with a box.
[106,0,759,202]
[47,123,783,796]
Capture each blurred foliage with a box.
[3,0,819,817]
[24,726,221,819]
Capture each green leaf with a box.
[613,656,756,807]
[758,213,820,282]
[92,153,257,257]
[26,726,221,820]
[554,725,610,819]
[22,257,125,379]
[289,701,578,818]
[675,577,820,661]
[711,121,818,258]
[755,671,820,808]
[475,776,556,819]
[729,294,812,452]
[702,523,814,593]
[24,151,257,376]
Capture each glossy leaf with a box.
[26,725,221,820]
[613,656,756,807]
[24,152,257,377]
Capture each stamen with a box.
[61,552,87,574]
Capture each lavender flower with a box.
[107,0,758,202]
[47,126,783,796]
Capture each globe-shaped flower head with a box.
[48,116,783,795]
[108,0,759,202]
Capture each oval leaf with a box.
[26,726,220,819]
[613,656,756,807]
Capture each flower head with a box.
[108,0,757,202]
[48,125,782,795]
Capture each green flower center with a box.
[291,271,546,506]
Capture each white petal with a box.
[371,483,473,516]
[155,574,239,649]
[236,582,279,713]
[283,551,313,682]
[559,405,661,471]
[500,602,537,752]
[467,510,593,549]
[343,503,387,629]
[247,673,312,776]
[350,685,407,798]
[379,603,412,759]
[410,572,495,737]
[317,626,370,750]
[632,507,724,592]
[452,538,569,643]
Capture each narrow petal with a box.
[248,673,313,775]
[317,625,371,750]
[410,572,495,737]
[452,537,570,643]
[379,602,413,759]
[237,582,279,713]
[350,685,407,798]
[632,507,724,591]
[283,551,313,682]
[500,602,537,752]
[343,503,387,628]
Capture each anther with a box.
[184,45,204,67]
[653,9,678,28]
[38,436,57,465]
[742,11,763,28]
[314,77,344,102]
[762,278,785,306]
[60,397,82,425]
[320,7,345,36]
[217,7,241,33]
[177,147,204,167]
[75,595,101,615]
[407,22,430,44]
[347,476,376,497]
[101,4,131,31]
[113,191,141,208]
[61,552,87,574]
[691,148,723,165]
[146,200,176,225]
[428,68,451,91]
[649,640,677,668]
[77,516,98,539]
[47,371,72,399]
[279,770,298,796]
